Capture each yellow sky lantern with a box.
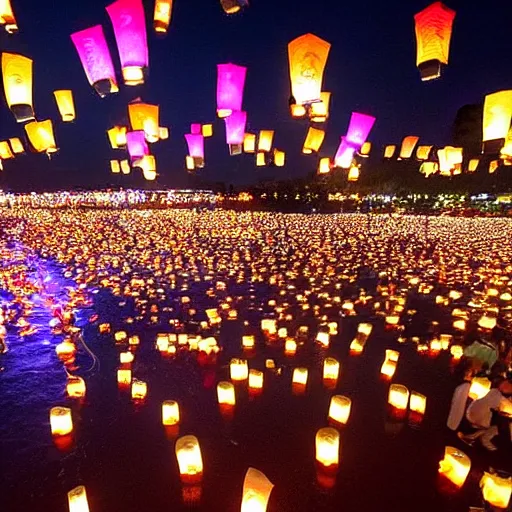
[310,92,331,122]
[129,102,160,143]
[159,127,169,140]
[9,137,23,154]
[384,145,396,159]
[25,120,58,155]
[410,391,427,415]
[489,160,499,174]
[175,435,203,483]
[202,124,213,137]
[291,103,306,118]
[154,0,172,34]
[244,133,256,153]
[241,468,274,512]
[318,157,330,174]
[256,152,266,167]
[438,447,471,488]
[68,486,89,512]
[480,472,512,509]
[131,379,148,400]
[2,53,34,122]
[420,161,438,177]
[108,126,127,149]
[399,136,420,159]
[186,155,195,170]
[53,90,76,122]
[468,158,479,172]
[110,160,121,173]
[0,0,18,33]
[438,146,462,174]
[288,33,331,105]
[482,90,512,148]
[120,160,130,174]
[258,130,274,152]
[416,145,432,160]
[359,141,371,157]
[303,127,325,154]
[274,149,285,167]
[347,166,360,182]
[501,128,512,158]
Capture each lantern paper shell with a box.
[303,127,325,154]
[244,133,256,153]
[388,384,409,410]
[359,141,372,157]
[191,123,201,135]
[310,91,331,122]
[241,468,274,512]
[225,111,247,145]
[159,127,169,140]
[416,145,432,160]
[131,379,147,400]
[399,136,420,159]
[482,90,512,147]
[162,400,180,426]
[126,131,149,161]
[346,112,376,149]
[347,166,360,182]
[185,134,205,159]
[468,377,491,400]
[384,145,396,159]
[414,2,456,81]
[202,124,213,137]
[129,102,160,143]
[118,368,132,386]
[216,63,247,118]
[25,120,57,154]
[468,158,479,172]
[409,391,427,415]
[274,149,285,167]
[154,0,172,34]
[67,376,86,398]
[106,0,149,86]
[256,153,265,166]
[186,155,195,170]
[217,381,236,405]
[334,138,356,169]
[420,161,438,177]
[9,137,24,154]
[0,0,17,33]
[288,33,331,105]
[120,160,130,174]
[230,358,248,381]
[318,157,330,174]
[50,407,73,436]
[54,90,76,122]
[480,473,512,509]
[293,367,308,386]
[438,446,471,488]
[71,26,118,97]
[68,486,89,512]
[248,369,264,390]
[108,126,127,148]
[175,435,203,481]
[110,160,121,173]
[258,130,274,152]
[329,395,351,425]
[291,103,306,118]
[2,53,34,122]
[315,427,340,468]
[323,357,340,382]
[220,0,244,14]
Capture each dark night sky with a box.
[0,0,510,191]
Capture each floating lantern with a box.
[359,141,372,157]
[191,123,201,135]
[347,166,360,182]
[115,331,127,343]
[480,472,512,509]
[67,376,86,398]
[315,427,340,469]
[118,369,132,387]
[292,367,308,386]
[68,486,89,512]
[265,359,275,369]
[71,26,118,97]
[416,145,432,160]
[25,120,57,154]
[126,131,149,161]
[385,314,400,326]
[288,33,331,105]
[291,103,306,118]
[0,0,17,33]
[328,395,351,425]
[302,127,325,154]
[154,0,172,34]
[346,112,376,149]
[162,400,180,426]
[53,90,75,122]
[384,144,396,159]
[128,335,140,346]
[131,379,147,400]
[225,111,247,145]
[274,149,285,167]
[261,319,277,335]
[318,157,331,174]
[248,369,263,390]
[242,335,255,349]
[310,91,331,122]
[256,152,266,166]
[438,146,463,175]
[186,155,195,170]
[414,2,456,81]
[316,331,330,347]
[258,130,274,152]
[217,381,236,405]
[450,345,463,360]
[110,160,120,173]
[323,357,340,382]
[468,158,479,172]
[230,358,248,381]
[482,90,512,152]
[175,435,203,482]
[285,338,297,355]
[216,63,247,118]
[202,124,213,137]
[241,467,274,512]
[2,52,34,122]
[468,377,491,400]
[9,137,23,154]
[334,137,356,169]
[478,314,497,330]
[185,134,204,167]
[120,351,134,364]
[128,102,160,143]
[50,407,73,436]
[388,384,409,410]
[156,333,169,352]
[159,127,169,140]
[106,0,148,86]
[55,339,76,359]
[108,126,127,149]
[438,446,471,488]
[409,391,427,415]
[358,323,373,337]
[399,136,420,159]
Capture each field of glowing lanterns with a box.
[0,209,510,511]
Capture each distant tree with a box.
[452,104,483,157]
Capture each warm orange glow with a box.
[9,137,24,154]
[468,377,491,400]
[468,158,479,172]
[68,486,89,512]
[154,0,172,34]
[248,369,264,390]
[0,141,14,159]
[328,395,351,425]
[120,160,130,174]
[388,384,409,410]
[2,52,34,122]
[315,427,340,468]
[399,136,420,159]
[243,133,256,153]
[67,376,86,398]
[359,141,372,157]
[292,367,308,386]
[230,358,249,381]
[54,90,76,122]
[162,400,180,426]
[256,152,265,167]
[480,473,512,509]
[108,126,127,149]
[318,157,331,174]
[290,103,306,118]
[384,145,396,159]
[409,391,427,415]
[175,435,203,481]
[483,90,512,142]
[241,467,274,512]
[131,379,148,400]
[302,127,325,153]
[416,145,432,160]
[438,446,471,488]
[323,357,340,382]
[0,0,18,33]
[129,102,160,142]
[274,149,285,167]
[217,381,236,405]
[309,92,331,122]
[258,131,274,152]
[50,406,73,436]
[347,166,360,182]
[110,160,120,173]
[25,120,58,154]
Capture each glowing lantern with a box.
[303,127,325,154]
[420,161,438,177]
[468,377,491,400]
[191,123,201,135]
[468,158,479,172]
[288,33,331,105]
[399,136,420,159]
[346,112,376,149]
[202,124,213,137]
[154,0,172,34]
[225,111,247,145]
[120,160,130,174]
[384,145,396,159]
[323,357,340,382]
[274,149,285,167]
[409,391,427,415]
[381,350,398,378]
[120,351,134,364]
[248,369,263,390]
[244,133,256,153]
[9,137,23,154]
[328,395,351,425]
[334,137,356,169]
[241,467,274,512]
[478,314,497,330]
[318,157,331,174]
[217,381,236,405]
[291,103,306,118]
[480,472,512,509]
[293,367,308,386]
[50,407,73,436]
[175,435,203,482]
[162,400,180,426]
[358,323,373,337]
[0,0,17,33]
[256,152,266,166]
[242,335,255,349]
[438,146,462,174]
[186,155,195,170]
[126,131,149,161]
[316,331,330,347]
[482,90,512,151]
[156,333,169,352]
[67,376,86,398]
[359,141,372,157]
[230,358,248,381]
[2,53,34,122]
[71,26,118,97]
[216,63,247,118]
[438,447,471,488]
[258,130,274,152]
[25,120,58,154]
[131,379,147,400]
[53,90,76,122]
[108,126,127,148]
[285,338,297,355]
[220,0,246,14]
[106,0,148,86]
[450,345,463,360]
[414,2,456,81]
[347,166,360,182]
[416,145,432,160]
[128,102,160,143]
[261,319,277,335]
[489,160,499,173]
[310,92,331,122]
[68,486,89,512]
[315,427,340,469]
[185,133,205,166]
[388,384,409,410]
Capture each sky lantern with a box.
[230,358,248,381]
[106,0,148,86]
[71,26,118,97]
[217,63,247,118]
[185,155,195,170]
[480,472,512,509]
[438,146,462,175]
[334,137,356,169]
[288,33,331,106]
[0,0,17,33]
[346,112,376,149]
[108,126,127,148]
[359,141,371,157]
[399,136,420,159]
[217,381,236,405]
[388,384,409,410]
[53,90,75,122]
[9,137,23,154]
[438,447,471,488]
[134,155,157,179]
[384,144,396,159]
[225,111,247,145]
[318,157,331,174]
[416,145,432,160]
[310,92,331,123]
[220,0,247,14]
[175,435,203,483]
[0,141,14,159]
[154,0,172,34]
[258,130,274,152]
[68,486,90,512]
[191,123,201,135]
[128,101,160,142]
[482,90,512,152]
[414,2,456,81]
[420,161,438,177]
[110,160,121,173]
[202,124,213,137]
[25,120,58,155]
[256,152,266,166]
[120,159,130,174]
[244,133,256,153]
[302,127,325,154]
[347,165,360,182]
[274,149,285,167]
[185,134,205,167]
[241,468,274,512]
[2,52,34,122]
[126,131,149,161]
[159,127,169,140]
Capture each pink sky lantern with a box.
[106,0,148,86]
[185,134,205,159]
[216,63,247,118]
[190,123,202,135]
[345,112,376,149]
[126,131,149,160]
[224,111,247,145]
[334,137,356,169]
[71,25,118,97]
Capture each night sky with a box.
[0,0,509,191]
